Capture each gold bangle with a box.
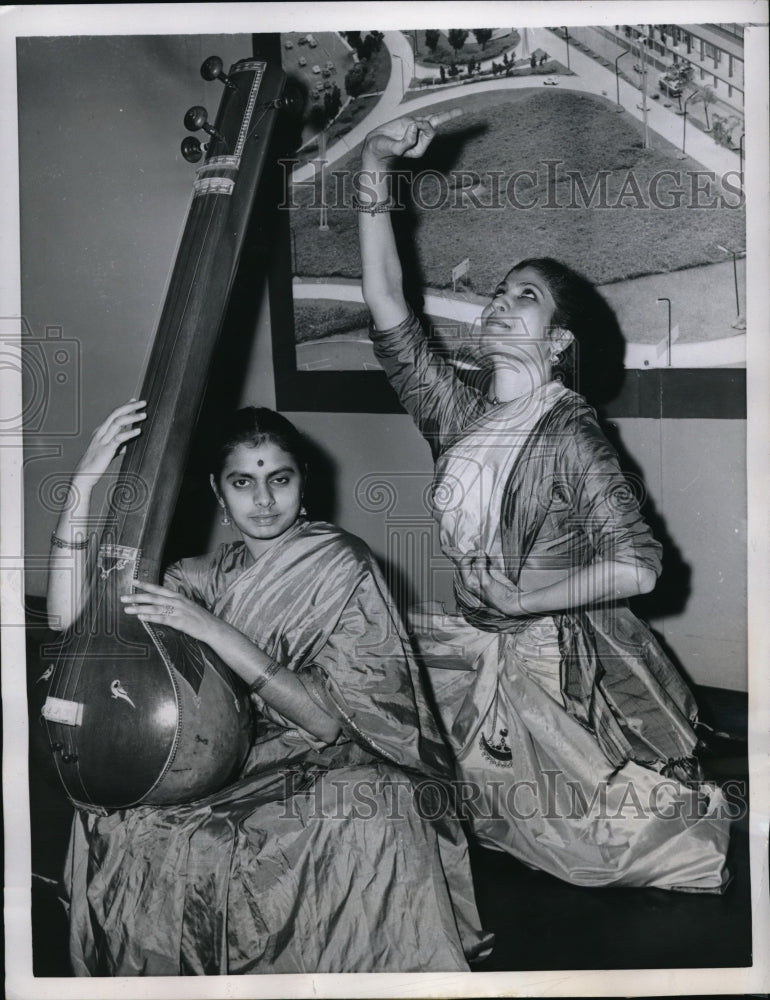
[248,658,282,696]
[352,196,397,215]
[50,532,89,550]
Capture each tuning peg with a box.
[181,136,204,163]
[183,105,224,143]
[272,87,305,117]
[201,55,236,89]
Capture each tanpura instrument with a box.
[40,53,295,810]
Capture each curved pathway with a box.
[295,28,740,182]
[293,275,745,370]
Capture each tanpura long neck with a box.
[104,58,286,583]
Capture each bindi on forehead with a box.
[257,460,264,467]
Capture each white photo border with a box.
[2,3,768,998]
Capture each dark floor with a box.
[25,608,752,976]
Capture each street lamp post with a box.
[614,49,629,108]
[391,52,406,96]
[318,128,329,231]
[563,27,571,70]
[637,27,649,148]
[716,243,746,328]
[656,297,672,366]
[679,89,699,155]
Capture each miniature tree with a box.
[472,29,493,51]
[344,62,369,99]
[344,31,363,55]
[324,84,342,119]
[695,84,717,130]
[308,104,326,131]
[424,30,441,54]
[447,29,469,55]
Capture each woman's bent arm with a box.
[358,143,408,330]
[124,582,342,743]
[358,111,463,330]
[47,400,146,630]
[461,556,658,618]
[204,616,342,743]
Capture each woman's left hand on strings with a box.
[458,553,528,616]
[121,582,219,643]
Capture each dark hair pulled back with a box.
[513,257,625,403]
[210,407,309,484]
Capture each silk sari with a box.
[65,520,491,974]
[370,310,731,892]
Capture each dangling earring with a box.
[299,502,307,517]
[219,502,231,526]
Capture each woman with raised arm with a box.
[356,111,730,891]
[50,401,491,975]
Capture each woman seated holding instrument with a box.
[356,110,731,892]
[47,400,492,975]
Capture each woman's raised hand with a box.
[74,399,147,481]
[362,108,463,166]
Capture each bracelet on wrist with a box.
[50,531,89,551]
[248,658,282,696]
[352,196,397,215]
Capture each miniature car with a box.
[658,75,683,98]
[312,64,321,74]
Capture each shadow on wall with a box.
[605,423,693,620]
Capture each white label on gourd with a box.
[42,696,84,727]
